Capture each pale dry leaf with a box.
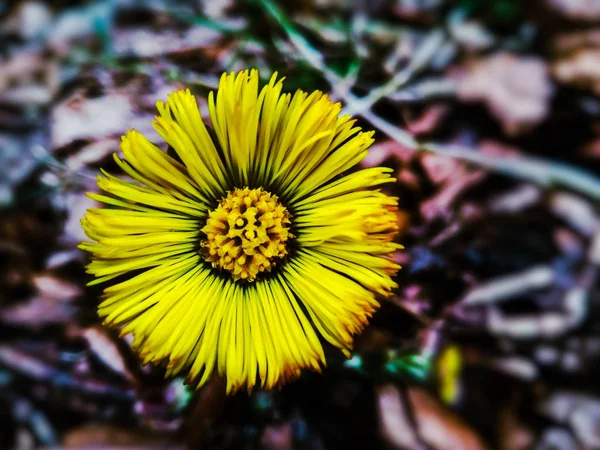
[539,391,600,448]
[51,93,133,149]
[461,265,553,306]
[0,1,53,40]
[550,192,600,237]
[535,429,578,450]
[0,296,75,326]
[449,19,495,52]
[47,3,113,55]
[490,357,539,381]
[0,85,53,105]
[488,184,542,214]
[540,391,591,422]
[458,53,553,136]
[361,140,416,167]
[0,274,80,326]
[33,274,81,300]
[570,401,600,448]
[45,249,83,269]
[376,384,420,449]
[488,288,586,339]
[3,54,57,108]
[61,192,100,246]
[113,27,221,58]
[81,327,135,383]
[545,0,600,22]
[65,139,119,171]
[588,232,600,265]
[202,0,235,18]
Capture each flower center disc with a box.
[201,188,291,281]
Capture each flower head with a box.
[80,70,402,393]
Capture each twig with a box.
[365,111,600,199]
[259,0,328,72]
[387,78,457,102]
[342,30,446,115]
[422,141,600,199]
[460,265,553,306]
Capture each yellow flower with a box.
[80,69,402,393]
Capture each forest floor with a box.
[2,1,600,449]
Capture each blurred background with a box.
[2,0,600,448]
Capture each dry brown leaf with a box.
[62,425,182,449]
[498,403,535,450]
[421,153,462,185]
[552,29,600,54]
[409,387,488,450]
[420,167,486,221]
[377,384,488,450]
[260,423,295,450]
[553,49,600,95]
[405,105,450,136]
[396,168,420,189]
[185,376,228,448]
[581,138,600,160]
